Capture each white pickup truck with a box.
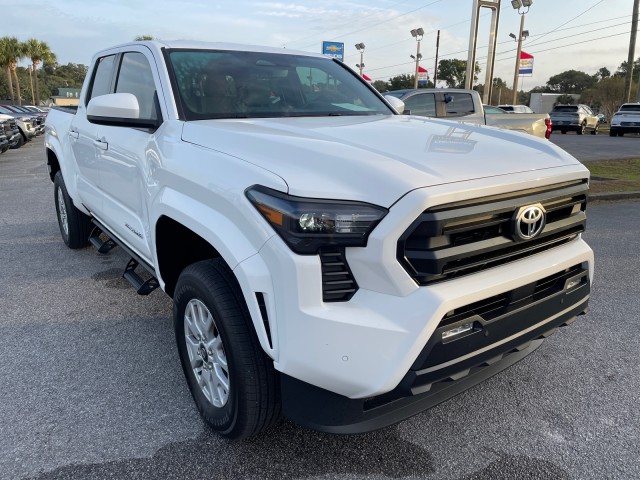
[45,40,593,439]
[385,88,552,139]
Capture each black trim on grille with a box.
[398,180,588,285]
[320,247,358,302]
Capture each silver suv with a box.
[550,104,599,135]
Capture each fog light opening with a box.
[442,322,474,343]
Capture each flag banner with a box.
[519,51,533,76]
[417,65,429,86]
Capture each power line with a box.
[293,0,447,50]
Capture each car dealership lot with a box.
[1,141,638,480]
[550,132,639,161]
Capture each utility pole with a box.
[625,0,639,102]
[434,30,440,87]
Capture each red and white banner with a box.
[519,51,534,76]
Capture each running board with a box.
[123,258,159,295]
[89,226,118,253]
[89,219,160,296]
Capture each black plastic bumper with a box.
[281,265,590,434]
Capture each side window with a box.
[404,94,436,117]
[87,55,116,103]
[444,94,475,117]
[115,52,159,120]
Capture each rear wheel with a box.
[619,132,625,137]
[561,129,567,134]
[173,259,281,439]
[53,172,92,249]
[610,129,617,137]
[577,122,586,135]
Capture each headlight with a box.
[246,185,388,254]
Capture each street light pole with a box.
[355,43,366,76]
[510,0,532,104]
[512,12,525,105]
[411,28,424,89]
[434,30,440,87]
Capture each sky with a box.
[2,0,637,89]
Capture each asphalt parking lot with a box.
[1,140,639,480]
[550,131,639,161]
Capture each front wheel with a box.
[53,172,92,249]
[610,129,617,137]
[591,124,599,135]
[561,129,567,134]
[173,259,281,439]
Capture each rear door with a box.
[70,54,117,214]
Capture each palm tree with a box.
[0,37,17,103]
[0,36,26,105]
[24,38,57,106]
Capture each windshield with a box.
[167,49,392,119]
[619,104,640,112]
[552,106,578,112]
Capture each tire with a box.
[11,134,25,149]
[619,132,624,137]
[561,129,567,134]
[610,129,617,137]
[173,259,281,439]
[577,123,585,135]
[53,171,92,249]
[591,124,599,135]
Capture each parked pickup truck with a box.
[385,88,552,139]
[549,104,600,135]
[45,40,593,439]
[610,102,640,136]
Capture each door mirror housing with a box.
[384,95,407,115]
[87,93,160,129]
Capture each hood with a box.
[182,115,581,207]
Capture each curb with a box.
[589,191,640,201]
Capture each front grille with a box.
[319,247,358,302]
[398,180,588,285]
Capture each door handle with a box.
[93,138,108,150]
[68,130,79,139]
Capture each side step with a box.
[89,219,159,296]
[123,258,159,295]
[89,226,118,253]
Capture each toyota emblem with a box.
[512,204,546,241]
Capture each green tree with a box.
[134,35,154,41]
[372,80,388,92]
[387,74,414,90]
[614,57,640,80]
[437,59,480,88]
[595,67,611,80]
[554,94,576,106]
[23,38,57,105]
[580,76,629,120]
[546,69,597,94]
[0,36,26,104]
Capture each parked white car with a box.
[610,103,640,136]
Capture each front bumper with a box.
[281,262,589,433]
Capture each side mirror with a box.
[444,94,453,104]
[87,93,160,129]
[384,95,406,115]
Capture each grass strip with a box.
[583,158,640,194]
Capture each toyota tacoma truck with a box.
[385,88,552,139]
[45,40,593,439]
